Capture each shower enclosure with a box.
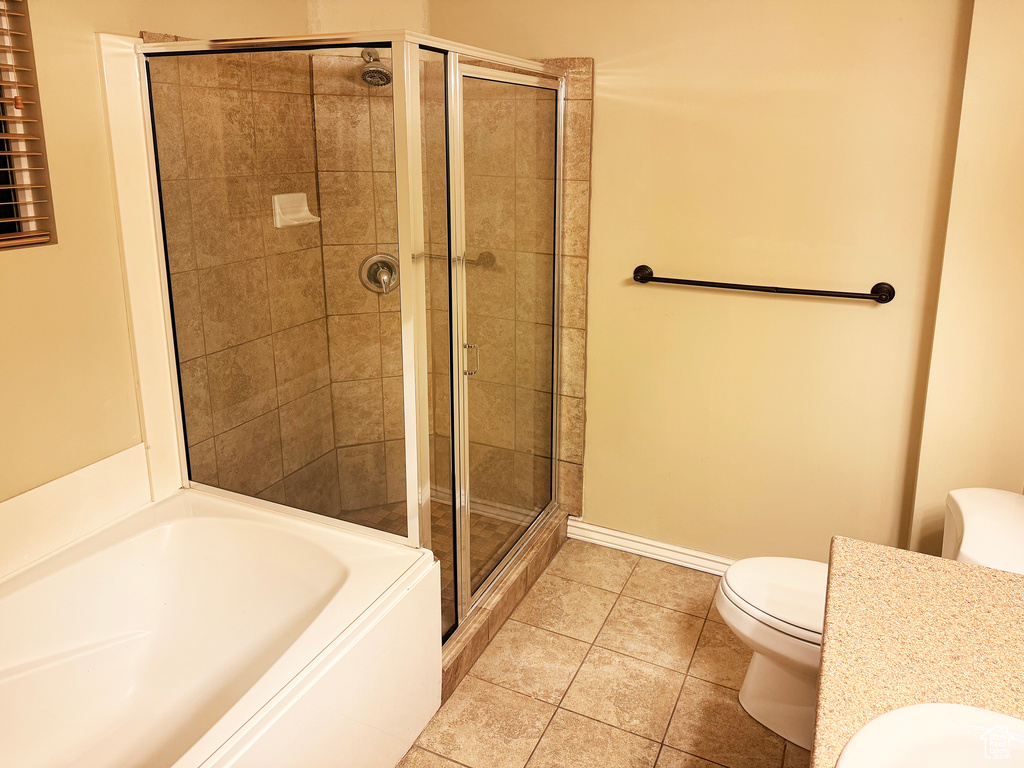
[142,32,564,639]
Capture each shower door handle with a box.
[464,343,480,376]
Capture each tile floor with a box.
[400,540,811,768]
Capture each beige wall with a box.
[910,0,1024,554]
[0,1,309,504]
[431,0,973,561]
[308,0,428,35]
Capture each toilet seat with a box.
[721,557,827,645]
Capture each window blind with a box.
[0,0,53,248]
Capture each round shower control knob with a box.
[359,253,400,295]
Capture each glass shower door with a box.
[454,68,559,598]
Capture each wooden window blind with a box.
[0,0,53,248]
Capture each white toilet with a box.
[715,557,828,750]
[717,487,1024,751]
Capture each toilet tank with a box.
[943,488,1024,574]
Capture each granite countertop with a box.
[812,536,1024,767]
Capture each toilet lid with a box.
[722,557,828,637]
[948,488,1024,575]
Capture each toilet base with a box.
[738,651,818,750]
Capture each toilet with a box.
[943,487,1024,574]
[715,557,828,750]
[718,488,1024,752]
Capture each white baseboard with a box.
[567,517,734,576]
[0,443,151,579]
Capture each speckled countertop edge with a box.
[811,536,1024,767]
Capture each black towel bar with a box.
[632,265,895,304]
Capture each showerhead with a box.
[360,48,393,88]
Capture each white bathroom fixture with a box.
[836,703,1024,766]
[272,192,320,228]
[715,556,828,750]
[943,488,1024,574]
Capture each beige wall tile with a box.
[562,180,591,258]
[433,372,451,438]
[206,336,277,434]
[336,442,387,509]
[559,326,586,398]
[331,379,385,446]
[468,380,515,449]
[622,558,719,618]
[169,270,205,361]
[467,314,515,385]
[558,460,584,516]
[266,247,326,332]
[558,395,585,464]
[260,173,322,256]
[257,480,288,505]
[466,250,516,320]
[198,258,272,353]
[514,452,552,511]
[188,438,218,486]
[515,99,557,180]
[312,54,368,97]
[560,256,589,329]
[427,172,449,248]
[561,646,685,741]
[463,78,517,100]
[254,91,316,174]
[469,442,515,506]
[464,98,515,177]
[181,87,256,179]
[465,175,515,251]
[665,678,785,768]
[160,179,195,273]
[279,385,334,476]
[178,357,213,446]
[284,450,341,518]
[515,387,554,458]
[179,53,252,89]
[429,255,450,312]
[515,178,556,260]
[422,99,447,177]
[470,619,589,704]
[150,83,186,180]
[516,251,556,324]
[595,596,704,674]
[323,245,380,314]
[385,438,406,503]
[382,375,405,440]
[431,310,451,376]
[252,51,311,94]
[148,55,179,85]
[515,321,554,393]
[527,709,659,768]
[215,411,283,496]
[373,172,399,243]
[189,176,263,269]
[539,57,594,101]
[319,171,377,244]
[369,96,396,171]
[563,100,593,182]
[328,313,381,381]
[273,318,330,405]
[379,311,404,377]
[315,94,372,171]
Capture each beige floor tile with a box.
[783,742,811,768]
[525,710,660,768]
[622,559,719,618]
[655,746,722,767]
[469,619,590,704]
[416,676,554,768]
[687,621,752,690]
[595,596,704,673]
[561,646,685,741]
[707,599,725,624]
[665,677,785,768]
[397,746,470,768]
[511,573,617,642]
[544,539,639,592]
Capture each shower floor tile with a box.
[401,541,812,768]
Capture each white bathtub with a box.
[0,489,440,768]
